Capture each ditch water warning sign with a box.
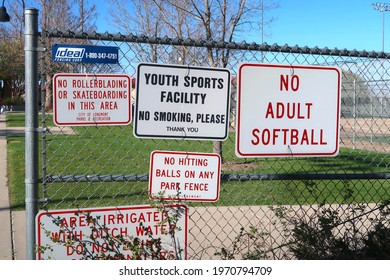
[36,205,188,260]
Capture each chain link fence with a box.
[38,29,390,259]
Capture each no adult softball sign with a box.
[236,63,341,157]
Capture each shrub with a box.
[216,201,390,260]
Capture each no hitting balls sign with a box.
[149,151,221,202]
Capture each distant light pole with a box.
[372,2,390,52]
[0,0,10,22]
[372,2,388,144]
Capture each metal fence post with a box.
[24,8,39,260]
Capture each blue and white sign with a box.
[52,44,119,63]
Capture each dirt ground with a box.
[340,117,390,153]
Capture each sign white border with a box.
[36,205,188,260]
[236,63,341,157]
[134,63,231,140]
[149,151,221,202]
[53,73,132,126]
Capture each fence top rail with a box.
[43,29,390,59]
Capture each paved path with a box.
[0,113,25,260]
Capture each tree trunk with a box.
[45,73,52,112]
[213,141,223,162]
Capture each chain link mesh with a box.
[39,30,390,259]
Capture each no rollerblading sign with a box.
[53,73,132,126]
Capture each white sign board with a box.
[36,205,188,260]
[53,73,132,126]
[149,151,221,202]
[134,63,231,140]
[236,63,341,157]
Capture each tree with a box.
[107,0,279,158]
[342,70,371,99]
[341,69,374,117]
[108,0,278,64]
[0,1,26,104]
[38,0,97,111]
[0,0,97,111]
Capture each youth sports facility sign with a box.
[134,63,231,140]
[36,205,188,260]
[53,73,132,126]
[236,63,341,157]
[149,151,221,202]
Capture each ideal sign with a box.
[149,151,221,202]
[52,44,119,64]
[134,63,231,140]
[36,205,188,260]
[53,73,131,126]
[236,63,341,157]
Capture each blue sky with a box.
[93,0,390,53]
[269,0,388,52]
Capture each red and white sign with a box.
[149,151,221,202]
[236,63,341,157]
[53,73,132,126]
[36,205,188,260]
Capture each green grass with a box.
[5,112,26,127]
[5,112,55,127]
[358,136,390,144]
[7,134,25,209]
[6,113,390,210]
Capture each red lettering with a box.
[272,129,280,145]
[184,182,209,191]
[66,245,75,256]
[251,128,260,145]
[280,74,300,91]
[60,218,68,227]
[310,129,318,145]
[107,214,115,225]
[306,103,313,119]
[276,102,284,118]
[320,129,327,145]
[265,102,313,119]
[100,101,118,110]
[282,129,289,145]
[250,128,328,146]
[290,129,299,145]
[291,75,299,91]
[262,128,271,145]
[301,129,309,144]
[160,182,180,190]
[280,74,289,91]
[287,103,296,119]
[69,217,77,227]
[265,102,274,118]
